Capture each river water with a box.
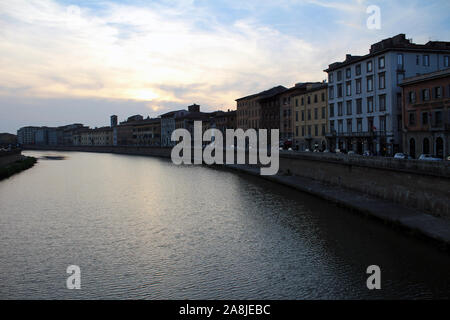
[0,151,449,299]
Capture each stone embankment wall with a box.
[279,152,450,219]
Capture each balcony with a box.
[430,122,445,131]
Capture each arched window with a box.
[409,138,416,158]
[436,137,444,158]
[423,138,430,155]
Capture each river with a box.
[0,150,449,299]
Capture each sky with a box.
[0,0,449,133]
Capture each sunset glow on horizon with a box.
[0,0,449,132]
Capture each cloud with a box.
[0,0,449,133]
[0,0,324,112]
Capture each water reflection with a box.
[0,151,448,300]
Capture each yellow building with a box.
[293,83,328,151]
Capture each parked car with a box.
[363,151,372,157]
[281,140,292,150]
[323,149,330,153]
[394,153,412,160]
[447,155,450,161]
[418,154,442,161]
[347,151,356,156]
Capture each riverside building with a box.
[400,68,450,158]
[325,34,450,155]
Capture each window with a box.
[337,84,343,98]
[434,86,442,99]
[314,94,318,103]
[295,99,298,107]
[321,92,325,102]
[329,73,334,83]
[338,120,343,133]
[378,56,385,69]
[302,126,305,136]
[397,73,405,85]
[422,89,430,101]
[308,125,312,135]
[356,64,361,76]
[330,120,335,132]
[434,111,443,127]
[314,125,319,136]
[367,97,374,113]
[423,55,430,66]
[295,111,299,122]
[367,61,373,73]
[329,104,335,117]
[308,109,311,120]
[368,117,374,132]
[329,86,334,99]
[379,72,385,89]
[322,124,326,136]
[296,126,299,136]
[398,53,404,68]
[346,81,352,96]
[308,96,311,104]
[409,112,416,126]
[409,91,416,103]
[338,102,343,116]
[423,138,430,154]
[337,71,342,81]
[379,95,386,111]
[301,110,305,121]
[314,108,318,120]
[416,55,420,65]
[346,68,351,79]
[356,79,362,94]
[445,56,449,68]
[379,116,386,132]
[346,100,352,115]
[422,112,428,126]
[357,118,362,132]
[367,76,373,92]
[322,107,326,119]
[301,97,305,105]
[347,119,352,133]
[356,99,362,114]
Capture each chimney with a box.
[188,104,200,112]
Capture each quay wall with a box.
[279,152,450,219]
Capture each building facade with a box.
[293,83,328,151]
[131,118,161,146]
[401,69,450,158]
[325,34,450,155]
[17,127,39,145]
[278,83,322,143]
[75,127,113,146]
[236,86,287,131]
[160,110,190,147]
[210,110,236,134]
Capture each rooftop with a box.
[235,85,288,102]
[325,34,450,72]
[400,67,450,86]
